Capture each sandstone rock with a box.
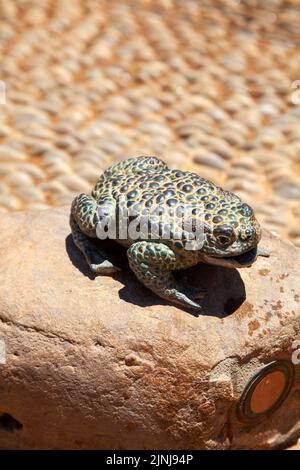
[0,207,299,450]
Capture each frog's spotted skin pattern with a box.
[70,156,262,309]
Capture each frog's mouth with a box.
[202,246,258,269]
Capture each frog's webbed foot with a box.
[127,241,202,310]
[70,194,120,275]
[257,246,270,257]
[70,215,120,274]
[168,279,203,309]
[180,275,205,300]
[89,254,121,275]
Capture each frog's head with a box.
[197,191,261,268]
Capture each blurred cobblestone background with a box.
[0,0,300,246]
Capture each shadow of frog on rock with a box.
[118,262,246,318]
[66,234,246,318]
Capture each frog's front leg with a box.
[70,193,120,274]
[127,241,203,310]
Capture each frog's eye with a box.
[213,225,236,248]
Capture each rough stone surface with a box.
[0,206,300,450]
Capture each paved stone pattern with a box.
[0,0,300,247]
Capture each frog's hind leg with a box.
[70,193,120,274]
[127,241,203,310]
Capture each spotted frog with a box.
[70,156,268,309]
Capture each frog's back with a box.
[92,156,224,209]
[90,155,248,245]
